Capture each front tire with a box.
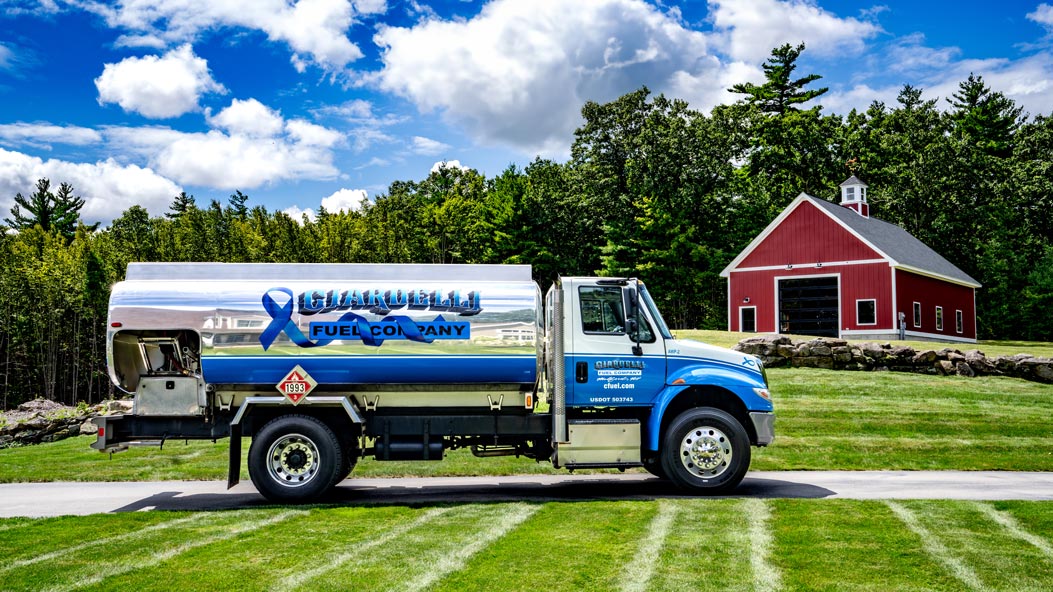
[248,415,344,503]
[660,408,750,494]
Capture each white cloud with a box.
[819,83,902,114]
[149,129,339,188]
[0,123,103,148]
[819,51,1053,117]
[431,160,469,174]
[353,0,387,15]
[411,135,450,155]
[1029,4,1053,30]
[349,128,396,152]
[0,147,182,223]
[922,53,1053,114]
[371,0,735,156]
[885,34,960,75]
[95,44,226,118]
[101,97,344,189]
[321,187,369,212]
[0,43,13,70]
[87,0,374,71]
[286,119,342,147]
[283,205,317,223]
[707,0,882,64]
[206,99,284,137]
[2,96,345,193]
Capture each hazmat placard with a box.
[276,365,317,404]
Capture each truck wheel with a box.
[249,415,344,503]
[660,408,750,494]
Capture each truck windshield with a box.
[638,283,673,339]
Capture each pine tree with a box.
[166,192,197,219]
[5,178,94,239]
[729,43,828,115]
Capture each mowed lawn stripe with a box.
[38,510,305,592]
[900,501,1053,591]
[618,501,677,592]
[95,505,430,592]
[432,501,657,592]
[403,503,540,592]
[972,501,1053,559]
[646,499,753,591]
[0,513,213,575]
[885,501,986,591]
[745,498,782,592]
[273,506,456,592]
[771,500,964,591]
[283,503,541,592]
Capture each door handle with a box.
[576,361,588,383]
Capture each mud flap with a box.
[228,423,241,489]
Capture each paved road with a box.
[2,471,1052,517]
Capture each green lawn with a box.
[2,367,1052,483]
[3,363,1053,591]
[1,499,1051,591]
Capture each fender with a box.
[646,362,773,451]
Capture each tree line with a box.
[2,44,1051,408]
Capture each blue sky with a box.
[0,0,1051,225]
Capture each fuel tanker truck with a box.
[92,263,774,502]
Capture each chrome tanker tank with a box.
[107,263,542,395]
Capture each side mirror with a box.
[623,284,643,356]
[625,318,638,336]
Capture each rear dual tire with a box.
[248,415,345,503]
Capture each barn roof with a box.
[721,193,981,288]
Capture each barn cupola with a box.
[839,176,869,217]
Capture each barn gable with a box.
[732,196,883,269]
[722,193,981,289]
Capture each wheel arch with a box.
[646,384,756,451]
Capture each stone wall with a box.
[734,335,1053,384]
[0,399,132,449]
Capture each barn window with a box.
[936,306,944,331]
[856,299,877,325]
[740,307,756,332]
[956,310,964,334]
[913,302,921,328]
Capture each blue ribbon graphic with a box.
[260,288,436,350]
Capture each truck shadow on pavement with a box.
[109,475,834,513]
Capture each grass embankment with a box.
[1,367,1051,482]
[1,499,1052,591]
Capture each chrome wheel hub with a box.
[679,425,732,479]
[267,433,320,487]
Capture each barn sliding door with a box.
[778,277,839,337]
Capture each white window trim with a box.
[856,299,877,326]
[912,301,922,328]
[739,306,757,333]
[936,306,944,331]
[956,309,964,334]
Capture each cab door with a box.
[566,280,665,406]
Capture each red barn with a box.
[720,177,981,343]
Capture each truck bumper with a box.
[750,412,775,446]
